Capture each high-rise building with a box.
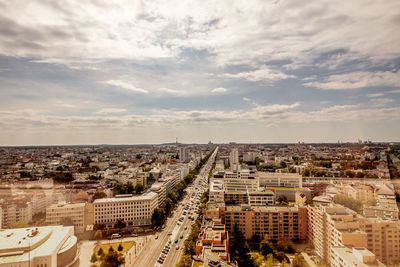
[179,146,189,162]
[229,148,240,172]
[308,204,367,264]
[222,205,308,240]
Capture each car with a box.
[180,235,183,239]
[175,239,178,243]
[176,245,180,250]
[155,235,159,239]
[157,259,163,264]
[184,226,187,230]
[131,233,138,237]
[110,233,121,239]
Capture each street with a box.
[133,148,217,267]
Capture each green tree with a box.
[135,183,144,194]
[114,219,126,229]
[276,239,296,253]
[292,253,307,267]
[100,251,125,267]
[280,259,289,267]
[151,208,165,226]
[108,246,114,253]
[90,253,97,263]
[10,222,30,228]
[176,254,192,267]
[94,230,103,242]
[265,254,274,267]
[97,247,104,257]
[276,195,288,205]
[229,222,255,267]
[93,190,107,201]
[334,194,363,213]
[117,244,123,251]
[260,240,275,256]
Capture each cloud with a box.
[94,108,127,114]
[104,80,148,94]
[367,93,384,97]
[221,66,295,83]
[387,89,400,94]
[304,70,400,90]
[211,87,227,93]
[252,102,301,116]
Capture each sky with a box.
[0,0,400,145]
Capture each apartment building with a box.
[0,200,32,228]
[358,217,400,265]
[308,204,367,264]
[150,182,167,207]
[330,247,385,267]
[93,192,158,227]
[258,172,302,188]
[195,218,229,262]
[224,190,275,206]
[229,148,240,172]
[46,202,87,233]
[222,205,307,240]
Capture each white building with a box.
[93,192,158,227]
[179,147,189,162]
[258,172,302,188]
[331,247,385,267]
[46,203,87,233]
[229,149,240,172]
[0,225,78,267]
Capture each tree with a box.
[94,230,103,241]
[280,161,287,168]
[98,248,104,257]
[260,240,274,256]
[279,259,289,267]
[176,254,192,267]
[10,222,30,228]
[90,253,98,263]
[151,208,165,226]
[229,222,255,267]
[117,244,123,251]
[135,183,144,194]
[292,253,307,267]
[93,190,107,201]
[265,254,274,267]
[114,219,126,229]
[276,239,296,253]
[100,251,125,267]
[276,195,288,205]
[108,246,114,252]
[334,194,363,213]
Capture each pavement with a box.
[301,252,319,267]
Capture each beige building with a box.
[330,247,386,267]
[1,200,32,228]
[308,204,367,264]
[0,225,78,267]
[46,202,87,233]
[223,205,308,240]
[258,172,302,188]
[358,217,400,265]
[93,192,158,227]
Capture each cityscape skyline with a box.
[0,0,400,145]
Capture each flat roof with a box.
[93,191,157,203]
[0,225,75,264]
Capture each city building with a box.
[222,205,308,240]
[93,192,158,227]
[179,147,189,162]
[258,172,302,188]
[308,204,367,265]
[229,149,240,172]
[330,247,386,267]
[0,225,78,267]
[358,217,400,265]
[46,202,88,233]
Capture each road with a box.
[133,147,217,267]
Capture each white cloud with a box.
[387,89,400,93]
[104,80,148,94]
[211,87,227,93]
[367,93,384,97]
[304,71,400,90]
[94,108,127,114]
[221,66,295,83]
[252,102,301,116]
